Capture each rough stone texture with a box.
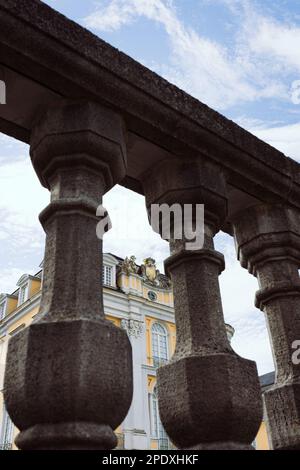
[3,101,133,450]
[0,0,300,209]
[5,321,132,450]
[233,204,300,450]
[1,0,299,451]
[142,160,263,450]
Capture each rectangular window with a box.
[0,405,14,450]
[0,302,5,321]
[102,265,113,286]
[18,285,27,306]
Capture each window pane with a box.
[18,285,27,305]
[102,265,113,286]
[151,388,170,449]
[152,323,168,363]
[0,406,14,449]
[0,303,5,320]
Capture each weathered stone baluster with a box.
[3,101,133,450]
[142,158,262,450]
[233,204,300,450]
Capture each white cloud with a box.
[291,80,300,105]
[245,15,300,73]
[234,115,300,162]
[247,121,300,161]
[0,136,48,293]
[84,0,287,109]
[85,0,137,31]
[216,232,274,375]
[103,185,169,271]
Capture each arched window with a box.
[152,323,168,367]
[150,387,169,450]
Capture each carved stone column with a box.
[3,101,133,450]
[142,159,262,450]
[233,203,300,450]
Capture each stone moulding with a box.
[1,0,300,452]
[0,0,299,216]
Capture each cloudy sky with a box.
[2,0,300,374]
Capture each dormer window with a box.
[18,284,28,306]
[102,265,113,287]
[0,298,6,320]
[16,274,30,307]
[101,254,118,288]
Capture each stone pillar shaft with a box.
[233,203,300,450]
[38,167,105,320]
[167,231,229,357]
[3,101,133,450]
[256,259,300,382]
[142,158,263,450]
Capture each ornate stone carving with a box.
[121,319,144,338]
[119,256,171,289]
[140,258,171,289]
[140,257,158,284]
[156,273,172,289]
[120,255,139,275]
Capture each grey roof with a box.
[259,371,275,388]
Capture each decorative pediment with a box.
[16,274,29,287]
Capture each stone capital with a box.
[233,204,300,274]
[30,100,127,191]
[165,248,225,277]
[142,158,228,230]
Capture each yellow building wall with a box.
[7,307,39,335]
[168,324,176,356]
[256,421,270,450]
[146,318,153,366]
[150,439,158,449]
[105,314,121,327]
[29,279,41,298]
[6,297,17,316]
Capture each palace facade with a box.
[0,253,268,450]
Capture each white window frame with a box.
[18,284,28,306]
[149,387,170,449]
[0,299,6,321]
[152,323,169,367]
[102,264,114,287]
[0,405,14,450]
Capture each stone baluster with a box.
[233,203,300,450]
[3,101,133,450]
[142,158,262,449]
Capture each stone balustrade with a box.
[0,0,300,450]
